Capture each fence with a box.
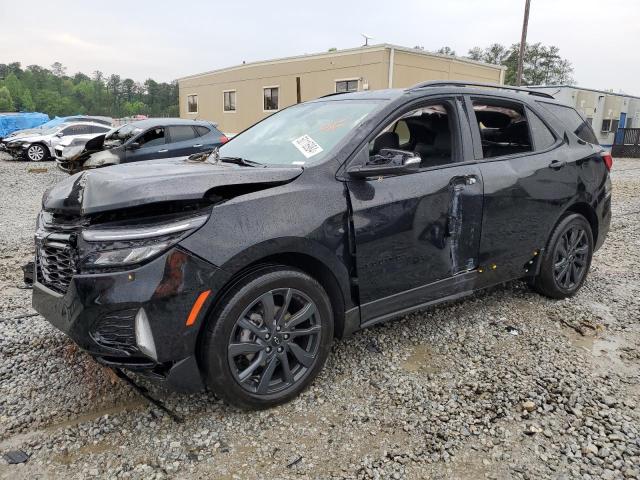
[612,128,640,158]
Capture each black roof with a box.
[315,82,564,106]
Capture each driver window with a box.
[138,127,165,147]
[370,104,453,169]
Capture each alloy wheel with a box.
[553,226,589,290]
[27,145,45,162]
[227,288,322,395]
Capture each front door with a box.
[346,99,484,323]
[126,127,168,162]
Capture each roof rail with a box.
[408,80,555,99]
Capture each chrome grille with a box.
[36,233,76,294]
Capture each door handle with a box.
[548,160,566,170]
[157,149,169,153]
[452,175,478,186]
[192,144,203,148]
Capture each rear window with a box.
[539,103,599,145]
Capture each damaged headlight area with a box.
[80,213,209,270]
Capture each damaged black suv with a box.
[33,82,612,409]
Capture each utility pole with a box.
[516,0,531,86]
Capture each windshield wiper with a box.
[199,148,264,167]
[217,156,265,168]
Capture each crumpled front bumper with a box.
[32,246,231,392]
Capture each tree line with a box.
[0,62,178,118]
[438,42,575,86]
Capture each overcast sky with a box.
[1,0,637,94]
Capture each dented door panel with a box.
[347,163,483,322]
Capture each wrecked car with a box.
[32,82,611,409]
[3,122,112,162]
[55,119,228,173]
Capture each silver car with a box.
[3,122,112,161]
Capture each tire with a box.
[26,144,49,162]
[531,213,594,299]
[199,266,334,409]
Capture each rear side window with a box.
[471,100,532,159]
[168,126,198,142]
[527,108,556,150]
[539,103,599,145]
[194,126,211,137]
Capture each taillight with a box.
[219,135,229,144]
[601,152,613,171]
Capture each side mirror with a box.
[347,148,421,178]
[127,142,140,150]
[55,132,64,138]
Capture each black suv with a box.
[33,82,612,409]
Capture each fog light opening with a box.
[135,308,158,361]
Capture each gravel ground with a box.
[0,153,639,480]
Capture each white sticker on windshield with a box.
[292,134,323,159]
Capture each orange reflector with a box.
[185,290,211,326]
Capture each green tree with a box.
[0,86,14,111]
[19,89,35,111]
[0,62,178,117]
[466,42,574,86]
[436,46,456,56]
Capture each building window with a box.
[336,79,358,93]
[601,119,612,133]
[611,119,620,132]
[223,90,236,112]
[263,87,279,111]
[187,95,198,114]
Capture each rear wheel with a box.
[531,213,593,299]
[26,144,49,162]
[200,267,333,409]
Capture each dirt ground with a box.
[0,155,638,479]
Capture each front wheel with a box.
[26,144,49,162]
[531,213,593,299]
[200,267,334,409]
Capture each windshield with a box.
[218,100,382,166]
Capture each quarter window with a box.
[224,91,236,112]
[263,87,279,111]
[336,80,358,93]
[472,100,532,158]
[187,95,198,114]
[539,103,598,145]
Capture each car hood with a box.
[6,134,46,144]
[42,158,304,215]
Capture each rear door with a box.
[347,97,484,323]
[166,125,202,157]
[466,95,577,280]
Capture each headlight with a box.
[80,214,208,269]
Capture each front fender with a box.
[83,150,121,169]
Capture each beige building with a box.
[178,44,506,134]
